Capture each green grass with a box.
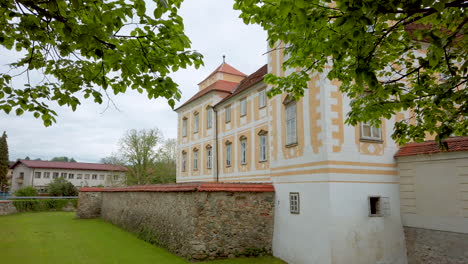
[0,212,285,264]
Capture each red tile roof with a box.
[175,80,238,110]
[198,63,247,85]
[80,182,274,192]
[216,64,267,105]
[10,160,128,172]
[395,136,468,157]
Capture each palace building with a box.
[175,48,468,263]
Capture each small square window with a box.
[92,174,98,180]
[34,172,41,179]
[290,192,300,214]
[68,173,74,179]
[368,196,391,217]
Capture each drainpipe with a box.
[213,107,219,182]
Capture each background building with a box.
[10,160,127,193]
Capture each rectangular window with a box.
[360,122,382,141]
[60,172,67,178]
[194,113,199,133]
[193,151,198,171]
[259,134,268,162]
[290,192,300,214]
[182,118,187,137]
[259,89,267,108]
[68,173,74,179]
[34,172,41,179]
[92,174,98,180]
[368,196,382,217]
[207,108,213,129]
[285,102,297,145]
[43,172,50,179]
[182,152,187,172]
[240,139,247,165]
[84,174,90,180]
[99,174,105,180]
[53,172,59,179]
[19,172,24,179]
[225,106,231,123]
[206,148,212,169]
[240,98,247,116]
[77,174,83,180]
[113,175,119,181]
[226,144,232,167]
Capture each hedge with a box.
[12,199,78,212]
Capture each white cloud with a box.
[0,0,266,162]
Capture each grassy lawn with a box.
[0,212,284,264]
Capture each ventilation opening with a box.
[369,196,381,217]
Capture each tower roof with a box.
[197,62,247,85]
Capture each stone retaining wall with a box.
[405,227,468,264]
[0,201,17,215]
[77,183,275,261]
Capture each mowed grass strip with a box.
[0,212,284,264]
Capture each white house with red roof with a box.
[10,160,127,193]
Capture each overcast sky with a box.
[0,0,267,163]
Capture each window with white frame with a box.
[53,172,59,179]
[68,173,74,179]
[207,108,213,129]
[182,151,187,172]
[99,174,105,180]
[113,175,119,181]
[206,146,212,169]
[19,172,24,179]
[259,130,268,162]
[290,192,300,214]
[226,142,232,167]
[193,149,199,171]
[43,172,50,179]
[61,172,67,178]
[84,174,90,180]
[259,89,267,108]
[360,122,382,141]
[77,174,83,180]
[240,98,247,116]
[225,106,231,123]
[194,112,199,134]
[92,174,98,180]
[285,100,297,146]
[240,137,247,165]
[182,118,188,137]
[34,172,41,179]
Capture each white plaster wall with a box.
[10,164,33,192]
[273,182,332,264]
[397,151,468,234]
[329,182,407,264]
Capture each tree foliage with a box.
[103,129,176,184]
[14,186,37,196]
[0,131,9,192]
[47,177,78,196]
[51,156,76,162]
[234,0,467,146]
[0,0,203,126]
[119,128,162,184]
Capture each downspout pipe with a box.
[213,107,219,182]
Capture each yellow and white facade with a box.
[175,49,409,263]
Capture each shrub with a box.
[48,178,78,196]
[14,186,37,197]
[12,199,77,212]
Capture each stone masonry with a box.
[0,201,17,215]
[405,227,468,264]
[77,183,275,261]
